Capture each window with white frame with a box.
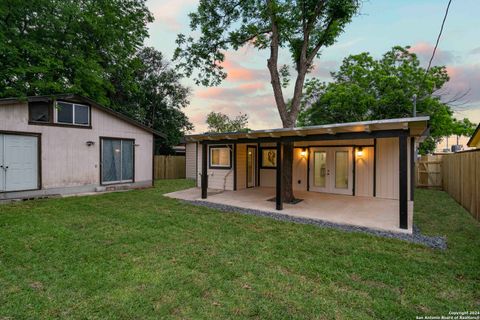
[209,146,231,168]
[55,101,90,126]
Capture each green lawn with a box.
[0,180,479,319]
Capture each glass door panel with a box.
[121,140,134,181]
[102,139,122,183]
[313,151,327,187]
[102,138,134,184]
[335,151,349,189]
[309,147,352,195]
[247,147,256,188]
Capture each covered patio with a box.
[183,117,429,234]
[165,187,413,234]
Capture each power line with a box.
[426,0,453,74]
[415,0,453,114]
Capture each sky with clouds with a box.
[145,0,480,133]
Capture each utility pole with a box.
[412,94,417,117]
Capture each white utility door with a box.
[309,147,353,195]
[0,135,4,192]
[2,134,38,192]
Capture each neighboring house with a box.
[181,117,429,233]
[435,135,473,153]
[0,94,164,200]
[467,124,480,148]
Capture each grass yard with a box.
[0,180,479,319]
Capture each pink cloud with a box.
[196,82,266,100]
[219,59,269,83]
[186,93,281,133]
[409,42,456,66]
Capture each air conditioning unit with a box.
[451,145,463,153]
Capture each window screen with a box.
[102,139,134,183]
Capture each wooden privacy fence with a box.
[154,155,186,179]
[442,150,480,221]
[416,155,443,189]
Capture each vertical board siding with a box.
[292,147,308,191]
[154,155,186,179]
[376,137,399,200]
[196,144,234,190]
[442,151,480,221]
[236,144,247,190]
[260,169,276,187]
[185,143,197,179]
[0,102,153,189]
[355,146,374,197]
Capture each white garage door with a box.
[0,134,39,192]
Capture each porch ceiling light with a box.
[356,147,363,157]
[300,148,307,158]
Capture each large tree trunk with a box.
[266,0,308,203]
[282,141,295,202]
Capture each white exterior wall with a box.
[188,137,412,201]
[185,142,197,180]
[375,137,411,200]
[0,102,153,190]
[355,146,374,197]
[195,144,234,190]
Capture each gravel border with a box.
[182,200,447,250]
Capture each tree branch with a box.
[306,17,335,65]
[266,0,289,126]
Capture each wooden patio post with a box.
[201,142,208,199]
[276,141,283,210]
[399,135,408,229]
[410,137,415,201]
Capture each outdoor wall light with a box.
[356,146,364,157]
[300,148,307,158]
[86,141,95,146]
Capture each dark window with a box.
[55,101,90,125]
[28,101,51,122]
[75,105,89,125]
[57,102,74,124]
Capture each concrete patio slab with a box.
[165,187,413,234]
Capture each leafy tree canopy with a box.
[206,112,249,133]
[175,0,361,127]
[175,0,361,201]
[0,0,192,152]
[110,48,193,153]
[298,46,477,154]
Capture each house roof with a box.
[467,124,480,148]
[184,116,430,142]
[0,94,166,138]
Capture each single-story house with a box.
[467,123,480,148]
[0,94,163,200]
[179,117,429,233]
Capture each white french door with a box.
[309,147,353,195]
[0,134,39,192]
[0,135,4,192]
